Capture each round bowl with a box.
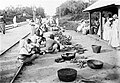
[87,59,103,69]
[57,68,77,82]
[61,52,75,60]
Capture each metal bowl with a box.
[87,59,103,69]
[57,68,77,82]
[61,52,75,60]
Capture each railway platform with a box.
[0,22,31,55]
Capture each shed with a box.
[83,0,120,39]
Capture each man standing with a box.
[0,16,6,34]
[13,15,18,27]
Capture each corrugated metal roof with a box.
[83,0,120,12]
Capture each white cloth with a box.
[56,18,59,26]
[77,22,85,32]
[103,20,112,41]
[19,39,29,55]
[109,19,119,47]
[13,16,18,27]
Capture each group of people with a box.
[18,16,61,63]
[76,14,120,48]
[102,14,119,48]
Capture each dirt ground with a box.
[15,30,120,83]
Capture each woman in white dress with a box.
[13,16,18,27]
[109,14,120,48]
[103,17,112,41]
[76,20,85,32]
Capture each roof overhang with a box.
[83,0,120,12]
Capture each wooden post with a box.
[118,6,120,44]
[89,12,92,34]
[117,6,120,73]
[99,11,103,39]
[33,7,36,22]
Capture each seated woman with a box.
[18,38,40,63]
[41,34,60,53]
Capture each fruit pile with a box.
[55,31,72,45]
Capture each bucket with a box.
[92,45,101,53]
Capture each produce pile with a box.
[55,31,72,45]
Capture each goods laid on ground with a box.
[60,46,72,52]
[55,57,65,63]
[61,52,75,60]
[55,31,72,45]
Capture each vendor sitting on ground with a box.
[41,34,60,53]
[18,38,40,63]
[29,29,43,47]
[40,23,48,32]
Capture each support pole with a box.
[99,11,103,39]
[118,6,120,45]
[89,12,92,34]
[33,7,36,22]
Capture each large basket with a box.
[57,68,77,82]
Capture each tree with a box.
[55,0,98,20]
[0,5,45,24]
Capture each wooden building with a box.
[83,0,120,39]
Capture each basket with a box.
[58,68,77,82]
[87,59,103,69]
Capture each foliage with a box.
[55,31,72,45]
[0,6,45,24]
[55,0,99,30]
[56,0,98,21]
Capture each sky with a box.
[0,0,69,16]
[0,0,89,16]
